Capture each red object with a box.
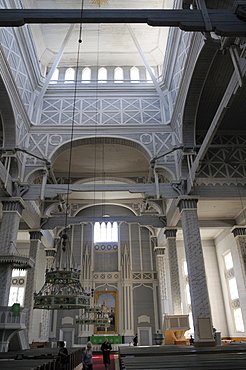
[92,354,115,369]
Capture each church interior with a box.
[1,0,246,368]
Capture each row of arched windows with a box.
[50,67,155,84]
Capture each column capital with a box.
[231,226,246,237]
[29,230,43,241]
[164,227,177,238]
[1,198,25,214]
[155,247,165,255]
[177,196,199,212]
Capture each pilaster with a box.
[164,228,182,315]
[177,197,214,346]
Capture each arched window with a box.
[65,68,75,83]
[94,222,118,242]
[114,67,123,83]
[50,68,59,84]
[146,67,155,83]
[98,67,107,83]
[82,67,91,83]
[130,67,140,83]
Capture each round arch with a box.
[0,76,17,148]
[49,136,153,164]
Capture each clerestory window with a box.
[82,67,91,83]
[65,68,75,83]
[50,68,59,84]
[94,221,118,243]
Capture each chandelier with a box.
[34,230,91,310]
[91,0,108,5]
[76,305,111,328]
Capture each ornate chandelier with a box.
[34,230,91,310]
[91,0,108,5]
[76,305,111,327]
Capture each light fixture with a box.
[91,0,108,5]
[34,1,92,311]
[34,230,91,310]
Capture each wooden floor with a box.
[119,344,246,370]
[1,344,246,370]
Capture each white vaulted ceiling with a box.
[22,0,174,68]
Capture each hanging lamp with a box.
[34,230,91,310]
[34,0,92,311]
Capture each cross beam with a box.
[1,8,246,36]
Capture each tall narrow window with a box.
[130,67,140,83]
[94,222,118,242]
[98,67,107,83]
[183,260,194,337]
[82,67,91,83]
[50,68,59,84]
[8,269,26,307]
[114,67,123,83]
[65,68,75,83]
[224,251,245,332]
[146,67,154,83]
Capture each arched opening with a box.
[82,67,91,83]
[130,67,140,83]
[65,68,75,83]
[98,67,107,83]
[114,67,123,83]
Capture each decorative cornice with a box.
[29,230,43,241]
[231,226,246,237]
[177,197,199,212]
[164,228,177,238]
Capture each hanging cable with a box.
[64,0,85,231]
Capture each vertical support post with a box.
[177,197,215,346]
[164,228,182,315]
[24,230,42,341]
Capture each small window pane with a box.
[234,308,245,332]
[50,68,59,84]
[65,68,75,83]
[82,67,91,83]
[130,67,140,83]
[183,261,188,276]
[112,222,118,241]
[186,283,191,304]
[101,222,107,240]
[224,252,233,270]
[94,222,101,243]
[114,67,123,83]
[146,68,154,83]
[228,277,239,300]
[98,68,107,83]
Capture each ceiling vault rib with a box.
[126,24,169,110]
[34,24,76,111]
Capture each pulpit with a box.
[163,315,190,345]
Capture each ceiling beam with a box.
[22,183,179,200]
[1,9,246,36]
[41,215,166,229]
